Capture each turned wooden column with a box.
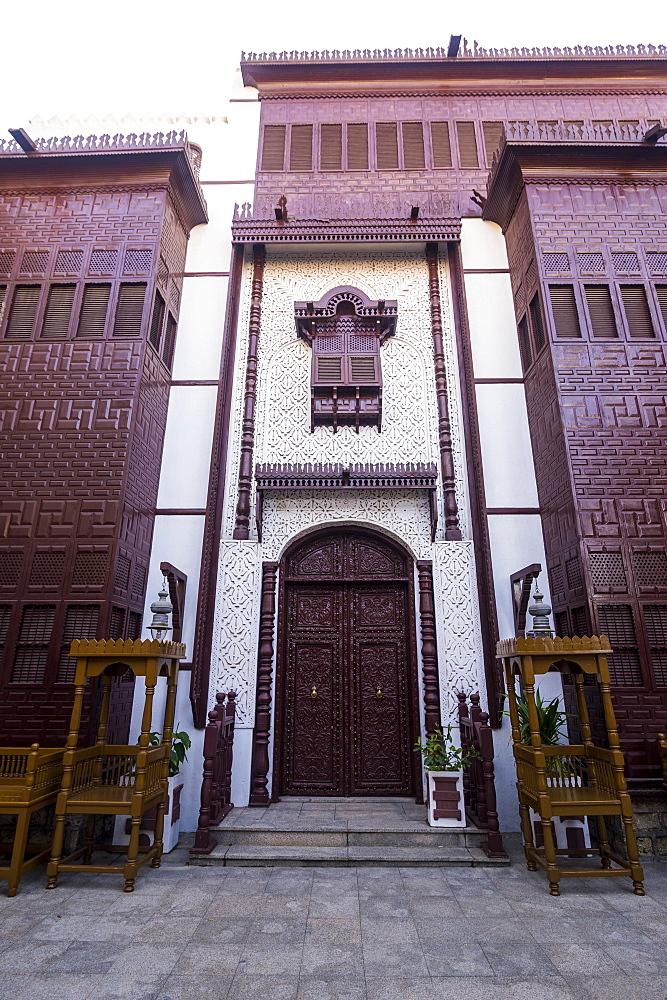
[417,560,442,735]
[249,561,278,805]
[233,243,266,539]
[426,242,461,541]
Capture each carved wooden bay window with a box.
[295,287,397,431]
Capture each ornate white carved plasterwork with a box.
[222,247,470,541]
[260,490,433,561]
[432,541,486,720]
[209,540,262,728]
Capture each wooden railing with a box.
[457,692,506,857]
[191,692,236,855]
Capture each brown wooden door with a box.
[280,578,415,797]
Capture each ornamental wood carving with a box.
[249,561,278,805]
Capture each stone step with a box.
[210,825,488,849]
[189,843,509,868]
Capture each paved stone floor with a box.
[2,835,667,1000]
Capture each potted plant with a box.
[113,728,191,854]
[514,692,590,851]
[415,725,479,828]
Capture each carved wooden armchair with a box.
[0,746,63,896]
[46,638,184,893]
[498,635,644,896]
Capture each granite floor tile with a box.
[188,916,253,944]
[153,972,234,999]
[563,974,667,1000]
[360,917,429,979]
[105,942,186,978]
[310,893,360,918]
[365,975,578,1000]
[297,978,368,1000]
[480,940,563,978]
[0,938,73,974]
[86,974,166,1000]
[225,972,299,999]
[171,940,245,974]
[301,917,364,979]
[0,973,104,1000]
[45,940,127,975]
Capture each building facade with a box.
[1,42,666,843]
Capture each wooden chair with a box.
[498,635,644,896]
[0,746,63,896]
[46,638,184,893]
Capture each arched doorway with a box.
[273,527,421,798]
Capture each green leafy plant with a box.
[515,692,567,746]
[414,725,480,772]
[148,727,191,777]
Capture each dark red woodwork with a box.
[274,529,421,799]
[457,691,506,857]
[485,138,667,786]
[0,138,204,746]
[233,244,266,540]
[416,561,441,734]
[249,561,279,805]
[192,691,237,854]
[431,775,462,821]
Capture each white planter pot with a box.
[528,808,591,851]
[113,775,184,854]
[426,770,466,828]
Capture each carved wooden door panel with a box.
[281,576,413,797]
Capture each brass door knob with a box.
[310,685,318,699]
[376,685,383,699]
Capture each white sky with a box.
[3,0,666,124]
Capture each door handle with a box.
[311,685,318,699]
[376,685,383,699]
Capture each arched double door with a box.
[274,528,421,798]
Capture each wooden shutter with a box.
[517,315,532,369]
[289,125,313,171]
[456,122,479,168]
[596,604,643,686]
[402,122,425,169]
[376,123,399,169]
[656,285,667,329]
[11,604,55,683]
[113,283,146,337]
[347,123,369,169]
[321,124,342,170]
[644,605,667,685]
[77,284,111,337]
[430,122,452,167]
[620,285,655,337]
[57,604,100,683]
[261,125,286,171]
[482,122,504,163]
[149,291,165,349]
[549,285,581,338]
[41,284,75,339]
[349,356,379,383]
[6,285,40,339]
[529,294,546,352]
[585,285,618,337]
[162,313,177,367]
[0,286,6,326]
[110,606,126,640]
[315,356,343,383]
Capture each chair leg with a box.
[541,818,561,896]
[7,809,30,898]
[519,802,537,870]
[46,802,68,889]
[621,812,645,895]
[151,799,166,869]
[123,817,141,892]
[594,815,613,869]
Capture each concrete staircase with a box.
[188,798,509,868]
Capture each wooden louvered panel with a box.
[6,285,40,339]
[347,123,369,169]
[482,121,504,163]
[41,284,75,339]
[456,122,479,168]
[11,604,56,684]
[0,604,11,644]
[321,124,342,170]
[549,285,581,338]
[620,285,655,338]
[261,125,286,171]
[430,122,452,167]
[585,285,618,337]
[349,356,379,383]
[596,604,643,686]
[376,123,399,169]
[656,286,667,329]
[0,286,6,326]
[529,294,546,352]
[113,283,146,337]
[289,125,313,171]
[517,315,532,369]
[149,291,165,349]
[57,604,100,683]
[162,314,177,367]
[77,284,111,337]
[315,356,343,383]
[402,122,425,169]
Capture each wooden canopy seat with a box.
[498,635,644,896]
[46,638,184,893]
[0,746,63,896]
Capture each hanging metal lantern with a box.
[148,578,173,641]
[526,584,554,638]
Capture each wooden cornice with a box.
[483,139,667,231]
